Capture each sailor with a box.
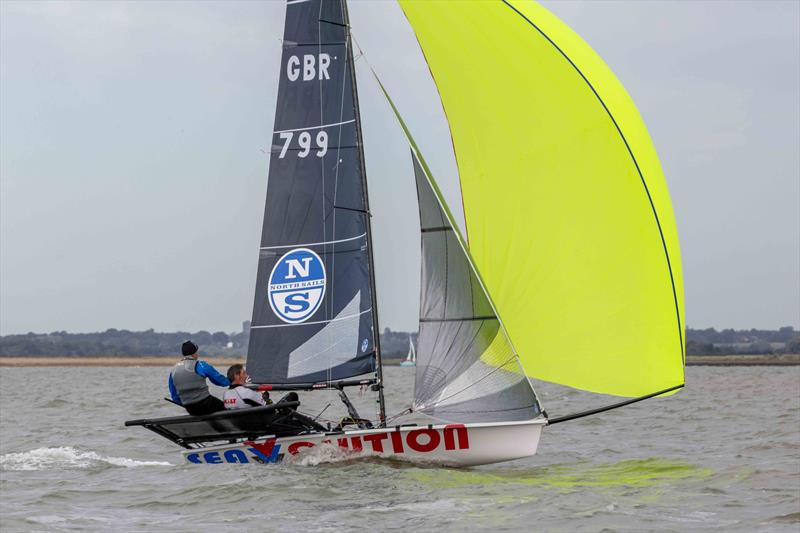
[168,341,229,416]
[223,364,271,409]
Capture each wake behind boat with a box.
[126,0,685,467]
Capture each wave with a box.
[285,441,378,467]
[0,447,172,471]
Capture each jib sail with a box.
[246,0,377,385]
[411,149,541,423]
[369,75,541,423]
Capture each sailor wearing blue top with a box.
[168,340,230,416]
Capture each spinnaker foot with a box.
[546,384,685,426]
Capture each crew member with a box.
[223,364,271,409]
[168,340,229,415]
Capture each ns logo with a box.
[268,248,326,324]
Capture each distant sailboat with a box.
[126,0,685,467]
[400,336,416,367]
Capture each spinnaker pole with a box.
[343,0,386,426]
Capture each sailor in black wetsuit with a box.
[168,341,229,416]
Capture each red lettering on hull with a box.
[362,432,388,452]
[287,441,315,455]
[443,425,469,450]
[280,425,470,457]
[390,431,404,453]
[407,429,440,453]
[244,439,277,458]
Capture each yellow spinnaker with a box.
[399,0,684,397]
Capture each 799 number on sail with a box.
[277,130,328,159]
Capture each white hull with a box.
[183,419,545,467]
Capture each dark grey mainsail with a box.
[411,151,541,422]
[246,0,377,385]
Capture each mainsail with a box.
[247,0,377,385]
[399,0,685,398]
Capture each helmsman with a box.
[223,364,271,409]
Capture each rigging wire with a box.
[385,407,413,425]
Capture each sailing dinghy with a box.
[400,335,416,367]
[126,0,685,467]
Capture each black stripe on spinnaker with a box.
[500,0,685,366]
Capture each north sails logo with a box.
[268,248,326,323]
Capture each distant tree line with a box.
[1,326,796,357]
[686,326,799,355]
[0,328,249,357]
[0,326,418,358]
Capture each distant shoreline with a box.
[684,354,799,366]
[0,355,797,367]
[0,357,246,367]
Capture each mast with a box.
[342,0,386,427]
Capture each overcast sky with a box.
[1,0,798,335]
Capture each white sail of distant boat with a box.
[400,335,416,367]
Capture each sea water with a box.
[0,365,798,532]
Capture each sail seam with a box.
[273,144,359,152]
[251,308,371,329]
[421,353,523,412]
[285,41,348,47]
[501,0,685,364]
[319,18,348,28]
[274,119,355,134]
[260,232,366,250]
[420,316,495,323]
[420,226,453,233]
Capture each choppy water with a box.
[0,365,798,532]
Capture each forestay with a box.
[247,0,376,384]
